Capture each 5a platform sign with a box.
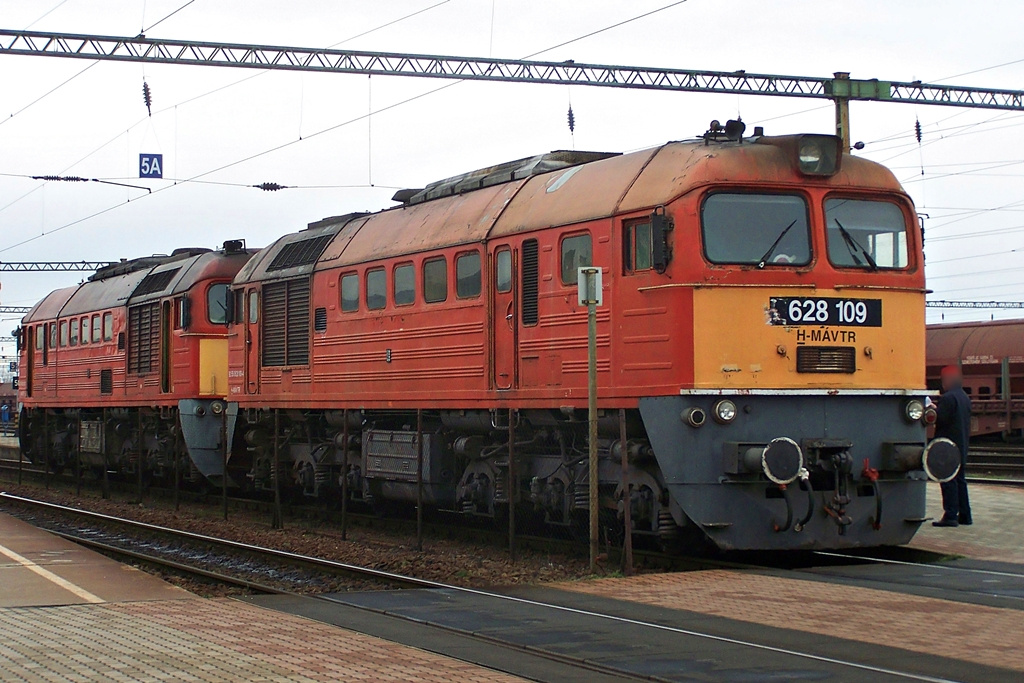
[139,153,163,178]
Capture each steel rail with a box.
[0,491,958,682]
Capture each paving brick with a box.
[0,598,525,682]
[913,481,1024,564]
[557,568,1024,672]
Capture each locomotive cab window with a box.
[456,251,481,298]
[59,321,68,347]
[35,325,43,350]
[367,268,386,310]
[423,258,447,303]
[92,315,101,343]
[701,193,811,266]
[624,220,653,273]
[70,319,79,346]
[103,313,113,341]
[248,291,260,323]
[340,274,359,312]
[825,198,909,269]
[394,263,415,306]
[80,317,89,345]
[495,249,512,293]
[208,283,230,324]
[561,233,592,284]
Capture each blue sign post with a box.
[140,153,163,178]
[1,403,9,436]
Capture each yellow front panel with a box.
[199,338,229,397]
[692,287,924,389]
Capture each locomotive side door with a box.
[244,288,260,394]
[491,245,517,390]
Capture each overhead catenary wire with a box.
[0,1,699,255]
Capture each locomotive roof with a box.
[22,246,254,323]
[236,134,906,285]
[927,319,1024,365]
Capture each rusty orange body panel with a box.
[227,135,924,410]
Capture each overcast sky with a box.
[1,0,1023,367]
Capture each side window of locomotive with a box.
[49,322,57,350]
[366,268,386,310]
[103,313,113,341]
[456,251,482,298]
[560,233,592,285]
[207,283,230,324]
[394,263,415,306]
[824,198,909,269]
[70,319,79,346]
[36,325,43,350]
[59,321,68,347]
[92,315,101,343]
[423,258,448,303]
[340,274,359,312]
[495,249,512,293]
[248,290,260,322]
[701,193,810,266]
[624,221,653,273]
[80,317,89,345]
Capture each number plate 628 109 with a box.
[769,297,882,327]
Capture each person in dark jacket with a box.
[933,365,973,527]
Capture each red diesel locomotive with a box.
[16,242,254,479]
[212,121,958,551]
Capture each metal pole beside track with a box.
[75,412,81,497]
[136,409,143,504]
[341,408,348,541]
[173,417,180,512]
[508,407,516,562]
[43,409,49,491]
[221,410,228,521]
[272,409,282,530]
[18,413,23,486]
[619,408,633,576]
[101,408,109,500]
[416,408,423,552]
[587,277,599,574]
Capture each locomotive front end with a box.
[639,131,954,550]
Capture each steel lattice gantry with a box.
[0,307,31,315]
[0,261,112,272]
[926,300,1024,309]
[2,29,1023,115]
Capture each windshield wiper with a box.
[835,219,878,270]
[757,219,799,269]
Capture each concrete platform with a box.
[0,512,191,607]
[913,480,1024,564]
[0,514,526,681]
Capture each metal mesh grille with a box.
[100,369,113,395]
[133,268,179,296]
[267,234,333,272]
[127,302,160,374]
[521,239,539,326]
[796,346,856,373]
[261,278,311,367]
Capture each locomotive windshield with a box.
[825,198,908,269]
[701,193,811,266]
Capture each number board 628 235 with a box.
[769,297,882,327]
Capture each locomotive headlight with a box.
[796,135,840,176]
[713,399,738,424]
[904,399,925,423]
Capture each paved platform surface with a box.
[913,481,1024,564]
[0,514,526,682]
[0,512,191,607]
[254,585,1018,682]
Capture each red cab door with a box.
[491,245,517,390]
[244,288,260,394]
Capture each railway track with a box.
[0,492,970,683]
[967,444,1024,484]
